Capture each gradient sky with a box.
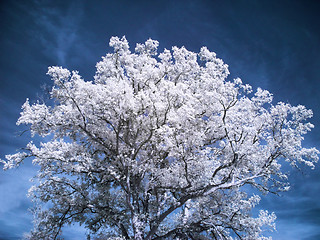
[1,0,320,239]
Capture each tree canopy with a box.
[2,37,318,240]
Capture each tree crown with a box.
[2,36,318,240]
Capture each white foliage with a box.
[3,37,318,240]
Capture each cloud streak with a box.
[29,1,84,66]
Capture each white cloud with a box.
[30,1,85,65]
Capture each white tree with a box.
[2,37,318,240]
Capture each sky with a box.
[0,0,320,239]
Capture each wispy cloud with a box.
[29,1,84,66]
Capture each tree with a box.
[2,36,318,240]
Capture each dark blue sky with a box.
[1,0,320,239]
